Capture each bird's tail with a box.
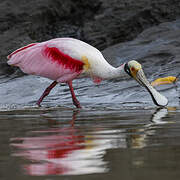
[7,43,38,66]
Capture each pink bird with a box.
[7,38,168,108]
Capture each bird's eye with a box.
[131,67,135,72]
[124,63,132,77]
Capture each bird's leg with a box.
[68,81,81,108]
[36,81,57,107]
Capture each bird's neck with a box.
[100,63,127,80]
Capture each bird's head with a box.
[124,60,142,80]
[124,60,168,106]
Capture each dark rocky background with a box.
[1,0,180,75]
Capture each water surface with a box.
[1,106,180,180]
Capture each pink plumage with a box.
[7,39,85,83]
[7,43,37,59]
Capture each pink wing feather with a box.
[7,39,85,83]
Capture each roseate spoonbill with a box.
[7,38,168,108]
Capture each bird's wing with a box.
[7,41,85,82]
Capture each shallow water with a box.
[1,107,180,180]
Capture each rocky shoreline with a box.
[1,0,180,75]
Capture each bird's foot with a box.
[36,101,42,107]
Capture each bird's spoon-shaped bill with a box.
[136,69,168,107]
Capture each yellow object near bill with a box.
[151,76,178,87]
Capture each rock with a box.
[83,0,180,49]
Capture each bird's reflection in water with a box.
[10,111,108,176]
[128,107,177,151]
[10,108,174,176]
[127,108,169,149]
